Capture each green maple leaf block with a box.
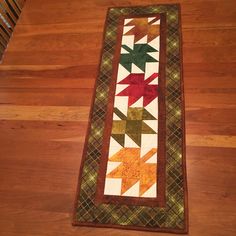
[111,107,157,146]
[120,44,158,72]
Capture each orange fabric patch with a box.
[107,148,157,196]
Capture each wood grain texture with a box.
[0,0,235,235]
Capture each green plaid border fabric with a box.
[73,4,188,233]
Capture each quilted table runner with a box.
[73,4,188,233]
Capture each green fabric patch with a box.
[120,44,158,72]
[112,120,126,134]
[111,107,157,146]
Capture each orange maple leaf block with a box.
[124,16,160,43]
[107,148,157,196]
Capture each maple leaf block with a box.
[116,73,159,107]
[120,44,158,72]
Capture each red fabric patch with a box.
[117,73,158,107]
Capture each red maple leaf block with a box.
[116,73,158,107]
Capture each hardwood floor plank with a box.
[185,93,236,108]
[0,88,93,106]
[0,105,89,121]
[186,122,236,135]
[0,78,95,89]
[7,33,103,52]
[187,135,236,148]
[186,108,236,123]
[2,50,101,65]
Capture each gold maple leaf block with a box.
[107,148,157,196]
[124,16,160,43]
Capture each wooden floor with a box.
[0,0,235,235]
